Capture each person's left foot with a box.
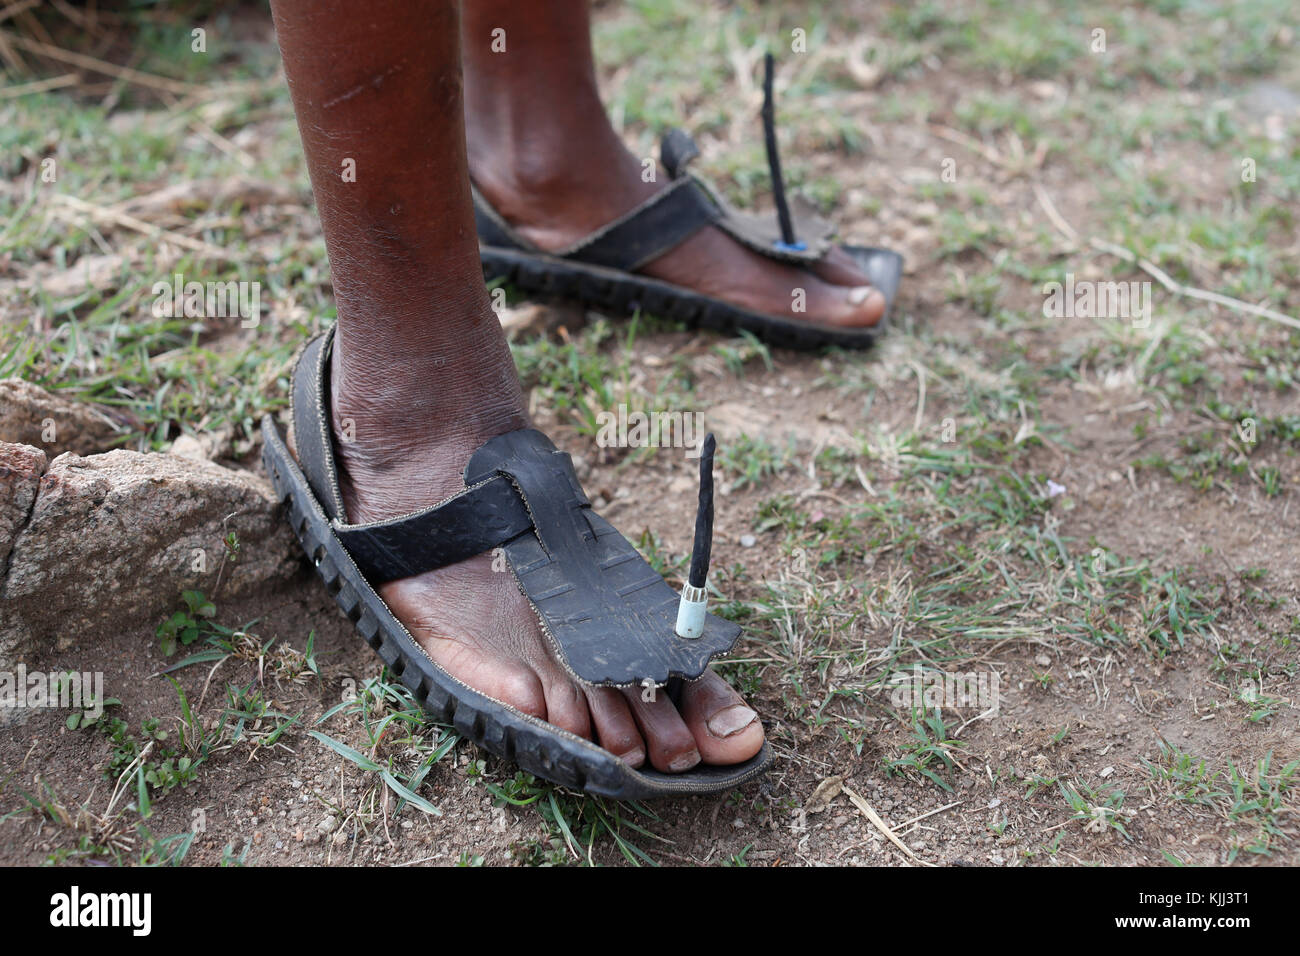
[322,323,766,774]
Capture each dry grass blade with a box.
[0,71,79,98]
[842,784,935,866]
[0,29,198,95]
[1033,184,1300,331]
[52,193,248,263]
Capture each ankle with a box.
[326,323,528,490]
[328,385,527,523]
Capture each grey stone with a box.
[0,446,300,666]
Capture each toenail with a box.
[668,749,701,772]
[617,747,644,767]
[848,285,882,308]
[707,704,757,738]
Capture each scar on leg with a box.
[323,60,408,110]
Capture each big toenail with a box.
[707,705,757,738]
[617,747,645,766]
[848,286,879,307]
[668,750,701,772]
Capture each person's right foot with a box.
[469,127,887,330]
[323,322,766,773]
[463,43,887,333]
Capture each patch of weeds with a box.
[487,771,665,866]
[1060,781,1132,840]
[1145,744,1298,859]
[309,671,459,838]
[157,589,219,656]
[721,842,754,866]
[719,433,797,491]
[882,708,963,792]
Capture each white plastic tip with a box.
[675,582,708,639]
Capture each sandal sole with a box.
[481,243,903,350]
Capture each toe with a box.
[538,672,593,740]
[813,280,886,328]
[583,686,645,767]
[812,247,872,287]
[621,686,700,773]
[680,670,764,766]
[480,663,548,722]
[808,253,886,327]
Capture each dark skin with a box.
[268,0,770,772]
[462,0,887,328]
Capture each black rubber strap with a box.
[661,127,700,178]
[289,328,536,582]
[333,475,535,583]
[557,177,719,273]
[462,428,740,686]
[290,331,348,522]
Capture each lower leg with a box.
[461,0,886,327]
[270,0,525,518]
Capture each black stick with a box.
[687,433,716,589]
[762,51,797,247]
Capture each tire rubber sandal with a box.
[260,327,773,800]
[474,54,903,350]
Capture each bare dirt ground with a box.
[1,0,1297,866]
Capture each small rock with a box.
[168,434,208,461]
[317,816,337,833]
[739,534,757,548]
[0,379,121,457]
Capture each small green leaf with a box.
[307,730,382,772]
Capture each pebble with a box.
[740,534,757,548]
